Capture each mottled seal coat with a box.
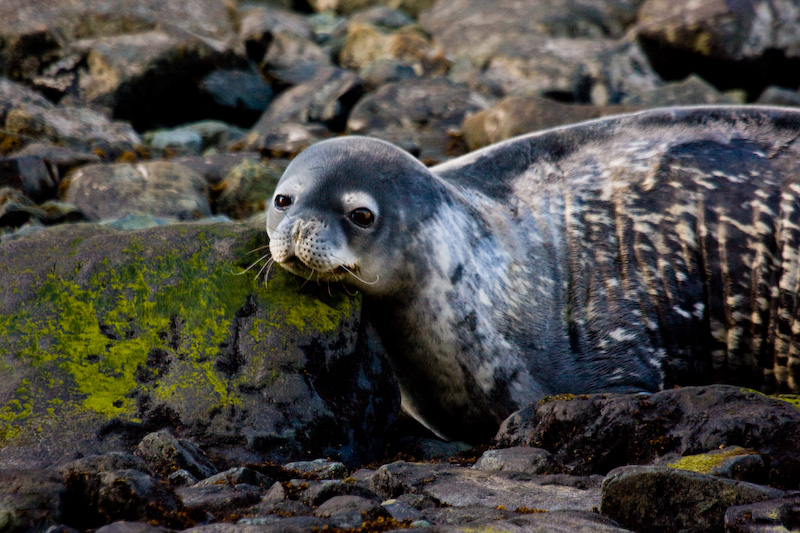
[267,106,800,441]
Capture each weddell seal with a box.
[267,105,800,441]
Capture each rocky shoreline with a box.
[2,0,800,531]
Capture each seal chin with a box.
[279,256,352,283]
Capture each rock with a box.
[472,447,556,475]
[197,516,327,531]
[0,187,47,229]
[371,461,601,512]
[145,129,204,156]
[347,78,487,163]
[62,468,189,530]
[11,143,102,182]
[339,23,447,76]
[495,385,800,489]
[434,510,631,532]
[666,446,768,485]
[359,59,418,91]
[240,5,315,64]
[351,6,415,30]
[601,465,785,533]
[95,522,173,533]
[461,95,634,150]
[136,430,217,481]
[176,483,263,521]
[312,495,390,529]
[4,104,141,160]
[194,467,274,489]
[214,159,283,220]
[239,66,363,154]
[198,69,273,127]
[308,0,436,17]
[381,498,421,521]
[58,452,153,478]
[725,496,800,532]
[282,459,348,480]
[63,161,211,221]
[0,222,399,469]
[621,74,738,106]
[0,469,67,533]
[0,155,58,203]
[292,479,382,507]
[169,153,267,189]
[262,31,332,74]
[757,86,800,107]
[634,0,800,97]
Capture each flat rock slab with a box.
[371,461,600,512]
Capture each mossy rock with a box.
[0,221,399,468]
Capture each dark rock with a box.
[634,0,800,97]
[0,187,47,228]
[0,79,53,121]
[282,459,348,480]
[199,69,273,127]
[62,468,189,530]
[725,496,800,532]
[757,86,800,107]
[472,447,556,475]
[621,74,739,106]
[195,467,274,489]
[371,461,600,512]
[461,95,635,150]
[435,510,632,532]
[347,78,487,163]
[381,498,421,521]
[11,142,102,181]
[168,470,199,488]
[262,31,331,74]
[169,153,266,189]
[58,452,153,478]
[239,5,315,64]
[136,430,217,481]
[0,154,59,202]
[390,436,473,461]
[350,6,415,30]
[0,469,66,533]
[0,221,399,469]
[37,200,86,225]
[664,445,769,485]
[95,522,173,533]
[600,465,785,533]
[359,59,418,91]
[308,0,436,17]
[176,484,263,521]
[214,159,283,220]
[144,129,204,156]
[293,479,382,507]
[312,495,390,529]
[495,385,800,489]
[339,24,447,77]
[63,161,211,221]
[200,515,327,531]
[239,66,363,154]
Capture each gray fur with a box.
[268,106,800,441]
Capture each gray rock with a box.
[495,385,800,489]
[63,161,211,221]
[601,465,785,533]
[10,143,101,184]
[757,86,800,107]
[0,79,53,120]
[262,31,332,72]
[725,496,800,532]
[136,430,217,481]
[472,447,555,475]
[169,153,267,188]
[239,4,315,63]
[622,74,738,106]
[178,121,248,154]
[58,452,153,478]
[293,479,382,507]
[0,154,58,202]
[0,469,66,533]
[661,445,769,485]
[214,159,283,220]
[176,484,263,520]
[350,6,416,30]
[312,495,389,529]
[347,78,488,163]
[282,459,348,480]
[435,510,632,532]
[359,59,418,91]
[371,461,601,512]
[199,69,273,127]
[339,23,447,77]
[95,522,173,533]
[381,498,421,521]
[194,467,274,488]
[196,516,327,531]
[0,187,47,228]
[145,129,204,156]
[240,66,363,154]
[168,470,199,488]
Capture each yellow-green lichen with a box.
[668,446,753,474]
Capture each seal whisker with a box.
[246,244,271,255]
[339,264,379,285]
[340,282,359,296]
[235,252,272,276]
[256,257,275,283]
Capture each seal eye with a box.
[274,194,292,210]
[349,207,375,228]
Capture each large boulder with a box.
[0,221,399,469]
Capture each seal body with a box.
[267,106,800,441]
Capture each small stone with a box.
[757,86,800,107]
[297,479,381,507]
[94,522,172,533]
[214,159,282,219]
[145,128,204,156]
[472,447,555,475]
[621,74,736,106]
[725,496,800,532]
[135,430,217,481]
[381,498,421,521]
[167,469,198,487]
[283,459,348,480]
[199,69,273,126]
[0,187,46,228]
[0,154,59,202]
[176,484,263,520]
[313,495,390,529]
[194,467,274,488]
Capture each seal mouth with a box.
[281,256,351,282]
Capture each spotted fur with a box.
[268,106,800,441]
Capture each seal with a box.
[267,106,800,442]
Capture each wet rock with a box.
[601,465,785,533]
[372,461,600,512]
[62,468,189,530]
[195,467,273,489]
[621,74,739,106]
[313,495,390,528]
[136,431,217,481]
[347,78,487,163]
[757,86,800,107]
[495,385,800,489]
[239,66,363,154]
[63,161,211,221]
[461,95,634,150]
[634,0,800,97]
[95,522,173,533]
[725,496,800,532]
[0,469,66,533]
[282,459,348,480]
[4,104,140,160]
[176,483,263,521]
[472,447,556,475]
[0,222,399,469]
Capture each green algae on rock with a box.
[0,221,399,468]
